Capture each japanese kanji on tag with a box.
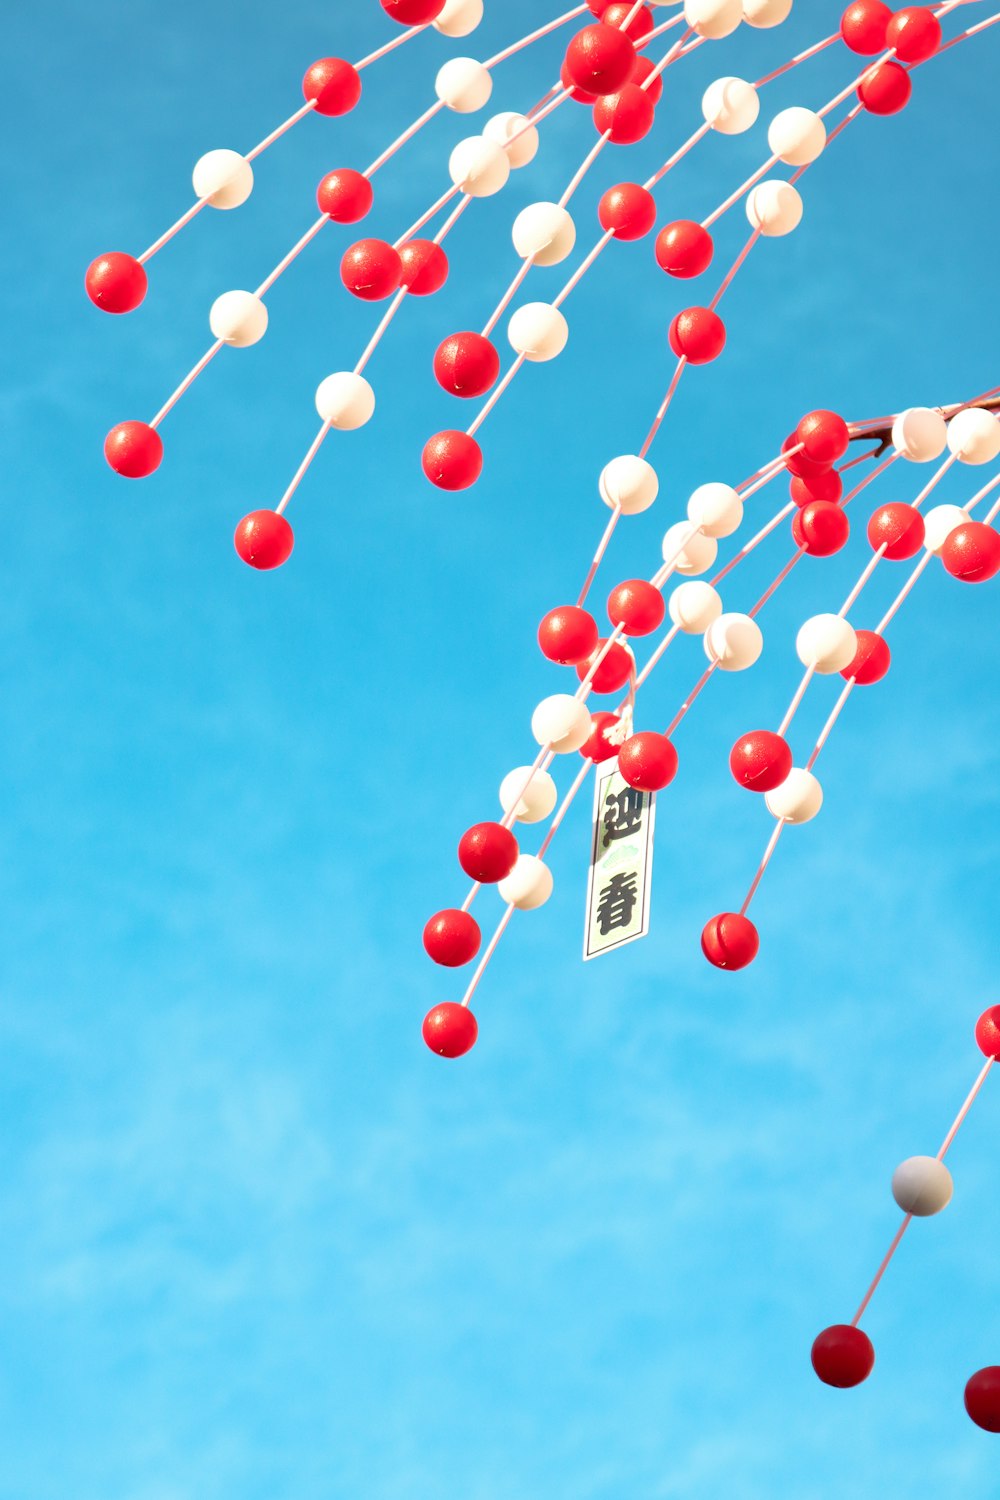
[583,762,656,961]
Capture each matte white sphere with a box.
[499,767,557,824]
[435,57,493,112]
[702,76,759,134]
[531,695,592,754]
[208,290,268,347]
[193,149,254,209]
[947,407,1000,465]
[482,111,539,168]
[795,613,857,674]
[743,0,793,26]
[765,767,823,823]
[433,0,484,37]
[891,1156,953,1217]
[923,504,969,555]
[685,0,744,39]
[704,612,763,671]
[511,202,576,267]
[746,179,803,236]
[448,136,511,197]
[599,455,658,515]
[668,580,723,634]
[768,106,826,165]
[508,302,568,362]
[315,371,375,430]
[498,854,554,911]
[892,406,947,462]
[662,523,718,576]
[687,482,743,538]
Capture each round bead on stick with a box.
[923,504,970,554]
[423,909,482,966]
[618,732,678,791]
[892,406,948,461]
[483,112,539,168]
[433,332,500,398]
[796,409,849,464]
[105,421,163,479]
[940,523,1000,583]
[886,6,941,63]
[701,911,759,969]
[600,455,659,513]
[498,855,554,910]
[630,55,664,106]
[435,57,493,112]
[662,522,718,576]
[538,605,600,665]
[599,182,657,241]
[433,0,484,36]
[85,253,147,314]
[340,239,403,301]
[791,470,843,506]
[867,502,924,559]
[796,613,858,674]
[607,580,665,636]
[382,0,447,23]
[842,629,890,684]
[422,1001,478,1058]
[858,61,912,115]
[563,24,636,96]
[580,711,624,762]
[746,180,803,237]
[448,136,511,197]
[891,1156,953,1216]
[669,581,723,634]
[499,767,558,824]
[975,1004,1000,1060]
[947,408,1000,465]
[192,150,254,209]
[422,430,483,490]
[729,730,793,792]
[782,434,833,481]
[766,767,823,823]
[532,695,593,753]
[840,1,892,54]
[743,0,793,25]
[655,221,714,279]
[704,612,763,671]
[317,169,374,224]
[684,0,744,40]
[315,372,376,430]
[576,639,635,694]
[792,501,850,556]
[702,76,759,133]
[458,822,518,882]
[965,1368,1000,1434]
[234,510,294,570]
[511,203,577,267]
[303,58,362,116]
[593,85,656,146]
[209,291,268,347]
[688,482,743,537]
[768,107,826,165]
[601,1,655,41]
[811,1325,875,1387]
[669,307,726,364]
[508,303,569,362]
[399,240,449,295]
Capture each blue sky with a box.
[2,2,1000,1496]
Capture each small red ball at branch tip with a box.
[811,1325,875,1388]
[104,421,163,479]
[564,24,636,97]
[538,605,600,666]
[669,307,726,365]
[840,0,893,53]
[593,84,655,145]
[381,0,446,24]
[576,639,635,694]
[587,0,614,12]
[792,501,850,557]
[422,1002,478,1060]
[965,1367,1000,1433]
[858,60,912,115]
[790,470,843,506]
[423,909,482,968]
[607,579,665,636]
[630,55,664,107]
[974,1005,1000,1061]
[399,239,449,296]
[86,252,147,314]
[433,332,500,399]
[782,434,834,481]
[795,410,850,465]
[701,912,759,970]
[729,730,793,793]
[842,629,890,685]
[340,239,402,301]
[457,822,518,883]
[580,711,622,763]
[234,510,294,570]
[618,732,678,792]
[422,430,483,491]
[303,58,362,117]
[316,169,373,224]
[601,2,654,42]
[886,6,942,63]
[560,58,598,105]
[941,523,1000,583]
[599,182,657,241]
[655,222,714,279]
[867,502,924,560]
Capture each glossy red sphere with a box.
[790,469,843,506]
[538,605,600,665]
[601,1,654,40]
[974,1005,1000,1061]
[577,639,635,694]
[655,220,714,279]
[560,57,598,104]
[580,711,623,762]
[422,1002,478,1059]
[316,168,373,223]
[940,522,1000,583]
[303,57,362,116]
[86,252,147,314]
[630,54,664,106]
[782,434,834,482]
[234,510,294,570]
[842,629,891,685]
[598,182,657,240]
[399,239,449,295]
[669,307,726,364]
[423,908,482,967]
[563,24,635,96]
[104,421,163,478]
[811,1325,875,1387]
[433,332,500,398]
[965,1367,1000,1433]
[587,0,614,12]
[858,60,912,114]
[422,430,483,490]
[607,579,665,636]
[458,822,518,883]
[593,84,655,144]
[886,6,941,62]
[730,730,793,792]
[867,502,924,559]
[618,732,678,791]
[340,238,402,301]
[701,912,760,970]
[840,0,892,52]
[795,409,850,464]
[793,501,850,557]
[382,0,446,23]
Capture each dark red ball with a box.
[340,238,402,301]
[795,409,850,465]
[593,84,655,145]
[538,605,599,665]
[940,522,1000,583]
[576,639,635,694]
[630,54,664,106]
[701,912,759,970]
[580,711,622,762]
[840,0,892,53]
[867,502,924,559]
[303,57,362,116]
[560,57,598,104]
[234,510,294,570]
[598,182,657,240]
[655,220,714,279]
[965,1367,1000,1433]
[601,1,654,40]
[433,332,500,398]
[86,252,148,314]
[399,238,449,295]
[782,434,834,482]
[382,0,446,23]
[729,730,792,793]
[886,6,941,62]
[104,421,163,479]
[458,822,518,883]
[842,629,890,685]
[858,60,912,114]
[669,306,725,364]
[422,1002,478,1059]
[793,501,850,557]
[607,579,665,636]
[422,430,483,490]
[811,1324,875,1387]
[563,23,636,96]
[790,470,843,507]
[618,731,678,791]
[317,168,373,223]
[423,909,481,967]
[974,1005,1000,1061]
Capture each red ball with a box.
[560,57,598,105]
[303,57,362,116]
[580,711,622,762]
[85,252,147,314]
[840,0,892,52]
[422,430,483,491]
[433,332,500,398]
[340,238,402,301]
[842,629,890,685]
[422,1002,478,1059]
[974,1005,1000,1061]
[701,912,759,970]
[941,522,1000,583]
[576,639,635,694]
[669,307,726,364]
[563,24,635,96]
[598,182,657,240]
[601,1,654,40]
[790,470,843,506]
[886,6,941,62]
[381,0,446,23]
[399,239,449,296]
[793,501,850,557]
[782,433,834,482]
[316,168,373,223]
[618,731,678,791]
[104,421,163,479]
[867,502,924,559]
[593,84,655,145]
[729,730,792,793]
[811,1325,875,1388]
[458,822,518,883]
[234,510,294,570]
[587,0,614,12]
[965,1367,1000,1433]
[538,605,600,665]
[655,221,714,279]
[630,54,664,106]
[858,60,912,114]
[607,579,665,636]
[795,409,850,465]
[423,908,481,967]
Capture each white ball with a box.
[891,1156,953,1217]
[668,581,723,634]
[208,290,268,347]
[434,57,493,113]
[892,406,947,462]
[499,767,557,824]
[193,149,254,210]
[531,695,592,754]
[746,179,803,237]
[765,767,823,823]
[511,202,576,267]
[923,503,969,554]
[482,112,539,169]
[662,522,718,576]
[743,0,793,26]
[448,136,511,197]
[498,854,554,911]
[947,407,1000,465]
[315,371,375,430]
[795,613,857,674]
[687,482,743,538]
[433,0,484,37]
[685,0,744,39]
[704,612,763,671]
[599,455,658,515]
[767,106,826,165]
[508,302,568,362]
[702,76,759,134]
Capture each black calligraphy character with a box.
[603,786,644,847]
[595,871,639,936]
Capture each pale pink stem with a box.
[577,509,623,607]
[254,215,327,297]
[939,1057,995,1159]
[275,419,332,516]
[245,100,317,162]
[574,624,628,700]
[355,286,410,377]
[460,907,517,1008]
[499,747,557,834]
[936,8,1000,50]
[149,340,224,429]
[805,678,856,771]
[367,100,447,178]
[839,547,886,618]
[751,550,803,619]
[703,156,777,230]
[740,823,785,916]
[873,552,935,637]
[754,32,839,87]
[711,504,796,588]
[461,884,480,913]
[537,760,594,855]
[639,359,687,459]
[355,24,425,71]
[776,662,815,738]
[965,471,1000,520]
[710,229,762,310]
[851,1216,913,1327]
[482,256,536,338]
[644,122,711,191]
[553,231,614,310]
[560,131,612,208]
[138,199,209,265]
[467,355,526,438]
[635,624,681,691]
[397,185,460,247]
[484,3,589,68]
[664,663,716,738]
